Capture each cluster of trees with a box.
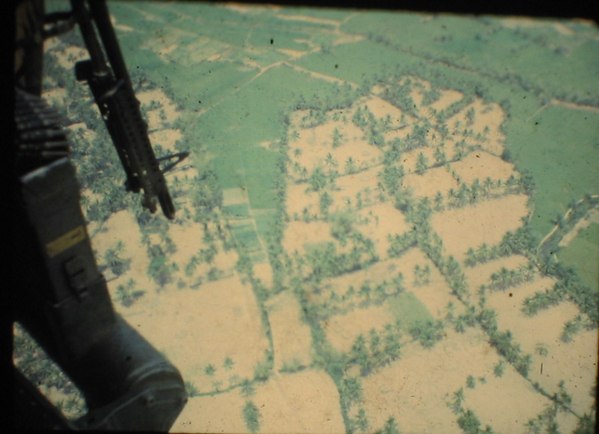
[242,400,261,433]
[115,278,145,307]
[439,175,525,211]
[464,227,537,268]
[521,286,565,317]
[408,319,445,349]
[387,231,418,258]
[447,305,479,334]
[101,241,131,278]
[303,233,378,282]
[347,324,403,376]
[540,193,599,257]
[302,270,406,322]
[485,263,537,292]
[351,105,394,149]
[380,77,419,117]
[523,256,599,326]
[448,387,496,433]
[488,329,532,377]
[292,82,359,117]
[413,264,432,286]
[300,108,328,128]
[13,324,87,419]
[523,379,593,434]
[436,95,476,125]
[560,314,590,343]
[147,242,179,287]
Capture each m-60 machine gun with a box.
[12,0,188,429]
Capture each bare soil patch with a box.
[329,167,384,212]
[463,361,554,433]
[291,120,381,177]
[254,370,345,433]
[431,194,530,262]
[42,87,67,107]
[283,220,335,255]
[285,182,319,219]
[402,165,459,199]
[149,129,182,153]
[360,328,500,434]
[324,304,396,353]
[450,150,516,185]
[486,276,557,324]
[88,209,157,293]
[276,48,307,58]
[266,291,314,371]
[275,13,340,26]
[356,201,411,258]
[123,276,270,394]
[171,391,247,433]
[167,220,207,275]
[410,265,457,320]
[430,89,464,112]
[488,285,597,414]
[528,328,598,416]
[253,261,274,288]
[364,95,411,128]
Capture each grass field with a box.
[387,291,434,330]
[560,223,599,293]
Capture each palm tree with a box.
[325,153,338,172]
[434,147,446,165]
[434,191,445,211]
[493,360,505,377]
[416,152,428,175]
[243,400,261,433]
[354,409,370,433]
[477,243,490,263]
[341,376,363,406]
[379,417,400,434]
[464,248,477,267]
[450,388,465,414]
[345,157,357,175]
[458,409,481,434]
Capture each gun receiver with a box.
[70,0,175,219]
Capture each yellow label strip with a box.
[46,225,87,258]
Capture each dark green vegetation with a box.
[559,223,599,293]
[13,324,87,418]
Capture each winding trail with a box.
[536,194,599,254]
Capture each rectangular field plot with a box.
[358,328,501,434]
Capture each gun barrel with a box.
[70,0,176,219]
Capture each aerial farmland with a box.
[14,1,599,433]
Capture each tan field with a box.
[266,291,314,372]
[325,304,396,354]
[359,328,502,434]
[431,194,530,262]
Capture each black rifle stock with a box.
[71,0,175,219]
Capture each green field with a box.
[560,223,599,292]
[508,107,599,239]
[387,291,433,330]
